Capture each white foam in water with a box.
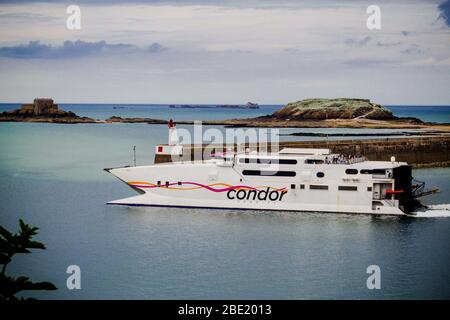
[411,204,450,218]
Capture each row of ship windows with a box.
[291,185,372,192]
[242,169,385,177]
[239,159,386,176]
[240,158,335,165]
[240,158,361,165]
[239,158,298,165]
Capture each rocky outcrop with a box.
[0,98,96,123]
[272,98,394,120]
[105,116,167,124]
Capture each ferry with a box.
[105,121,435,215]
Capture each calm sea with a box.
[0,104,449,299]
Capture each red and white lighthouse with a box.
[155,119,182,156]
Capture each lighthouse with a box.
[155,119,183,161]
[168,118,179,146]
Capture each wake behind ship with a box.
[105,121,435,216]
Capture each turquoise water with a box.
[0,108,450,299]
[388,105,450,123]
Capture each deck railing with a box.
[324,156,366,165]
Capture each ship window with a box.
[367,187,372,191]
[310,185,328,190]
[372,169,386,175]
[291,184,296,189]
[316,172,325,178]
[178,181,182,186]
[345,169,358,175]
[360,169,373,174]
[239,158,297,165]
[280,159,297,165]
[300,184,305,189]
[306,159,324,164]
[242,170,296,177]
[338,186,358,191]
[157,181,161,186]
[165,181,169,187]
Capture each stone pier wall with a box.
[154,136,450,168]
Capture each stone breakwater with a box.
[278,136,450,168]
[154,136,450,168]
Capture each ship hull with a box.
[106,160,408,216]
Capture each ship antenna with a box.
[326,110,329,149]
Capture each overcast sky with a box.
[0,0,449,104]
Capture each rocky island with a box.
[199,98,441,129]
[220,97,429,127]
[0,98,96,123]
[271,98,394,120]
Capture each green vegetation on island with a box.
[271,98,394,120]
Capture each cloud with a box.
[343,58,398,67]
[376,41,401,47]
[0,12,59,21]
[401,44,422,55]
[0,40,166,59]
[147,42,167,53]
[1,0,450,105]
[438,0,450,27]
[344,36,371,47]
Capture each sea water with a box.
[0,106,449,299]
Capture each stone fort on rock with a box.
[20,98,59,116]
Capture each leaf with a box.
[23,240,46,250]
[0,253,11,265]
[14,247,31,254]
[0,274,57,299]
[19,219,39,239]
[0,238,14,255]
[0,274,31,297]
[0,226,13,242]
[23,281,57,291]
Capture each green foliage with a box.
[0,219,57,300]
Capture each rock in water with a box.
[272,98,394,120]
[0,98,96,123]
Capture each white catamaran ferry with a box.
[105,121,433,216]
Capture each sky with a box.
[0,0,450,104]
